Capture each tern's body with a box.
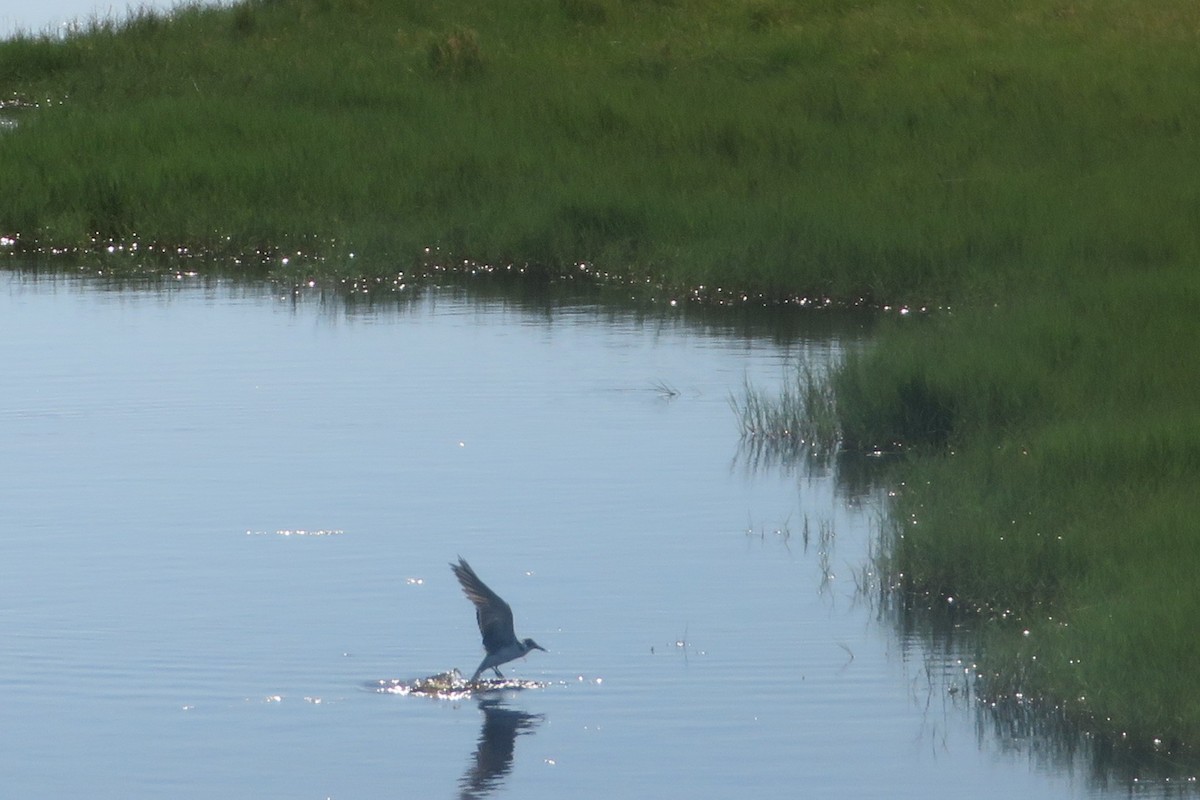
[451,557,546,682]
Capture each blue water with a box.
[0,269,1182,798]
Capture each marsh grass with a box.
[427,27,484,79]
[651,379,680,399]
[2,0,1200,300]
[739,267,1200,748]
[732,360,840,463]
[852,269,1200,749]
[875,578,1200,788]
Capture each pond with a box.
[0,267,1187,798]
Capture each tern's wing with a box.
[451,558,516,652]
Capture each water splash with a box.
[369,669,545,700]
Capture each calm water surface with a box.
[0,269,1179,798]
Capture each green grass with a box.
[1,0,1199,300]
[834,267,1200,749]
[731,361,842,474]
[3,0,1200,756]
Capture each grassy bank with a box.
[1,0,1199,300]
[740,264,1200,754]
[3,0,1199,754]
[833,266,1200,749]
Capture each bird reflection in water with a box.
[458,698,544,800]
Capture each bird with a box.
[451,557,546,683]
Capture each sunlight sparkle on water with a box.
[372,670,546,701]
[244,529,345,537]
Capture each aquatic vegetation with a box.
[732,361,840,465]
[851,270,1200,751]
[651,379,680,399]
[877,590,1200,790]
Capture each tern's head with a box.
[522,638,547,654]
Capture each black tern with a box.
[451,557,546,683]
